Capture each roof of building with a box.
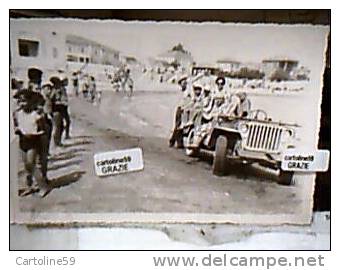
[262,58,298,64]
[65,34,119,54]
[216,59,241,64]
[156,50,194,63]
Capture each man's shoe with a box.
[39,186,52,198]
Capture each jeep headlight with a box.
[282,129,293,142]
[239,123,249,134]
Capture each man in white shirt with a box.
[13,90,51,197]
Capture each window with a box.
[81,47,85,53]
[68,46,72,52]
[18,39,39,57]
[79,57,84,63]
[67,55,78,62]
[52,47,58,58]
[85,57,89,63]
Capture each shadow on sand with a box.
[48,147,89,162]
[49,170,86,189]
[61,140,93,148]
[18,170,85,197]
[68,135,93,140]
[48,159,83,171]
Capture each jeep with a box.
[184,109,299,185]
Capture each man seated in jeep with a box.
[185,90,251,150]
[213,77,227,99]
[220,92,251,118]
[185,91,227,150]
[178,81,205,132]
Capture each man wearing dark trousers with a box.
[13,90,51,197]
[50,76,71,147]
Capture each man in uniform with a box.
[201,83,214,122]
[27,67,43,92]
[89,76,97,103]
[41,81,54,155]
[213,76,227,98]
[50,75,71,147]
[169,76,193,148]
[178,75,188,93]
[71,72,79,97]
[221,91,251,118]
[186,81,205,127]
[27,68,52,178]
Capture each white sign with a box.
[94,148,144,177]
[281,149,330,172]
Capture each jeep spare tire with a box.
[213,136,228,176]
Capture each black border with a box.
[9,9,331,252]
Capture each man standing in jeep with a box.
[169,76,191,148]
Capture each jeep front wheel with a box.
[278,170,294,185]
[213,136,228,176]
[185,147,199,157]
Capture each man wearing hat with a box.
[214,76,226,96]
[13,89,51,197]
[178,75,188,92]
[71,72,79,97]
[184,81,205,127]
[221,91,251,118]
[27,67,43,92]
[169,76,190,148]
[50,76,71,146]
[41,81,54,154]
[201,83,217,123]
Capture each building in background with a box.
[216,59,241,73]
[10,23,121,82]
[154,43,194,71]
[65,35,120,66]
[10,27,66,81]
[261,58,299,81]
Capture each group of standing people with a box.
[108,66,134,96]
[12,68,71,197]
[71,72,101,104]
[169,73,251,148]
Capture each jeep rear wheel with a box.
[278,170,294,186]
[213,136,228,176]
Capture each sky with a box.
[10,19,329,75]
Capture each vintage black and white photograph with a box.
[10,18,329,224]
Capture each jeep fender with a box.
[208,127,242,149]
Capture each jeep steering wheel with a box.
[250,109,268,120]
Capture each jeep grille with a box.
[244,123,284,153]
